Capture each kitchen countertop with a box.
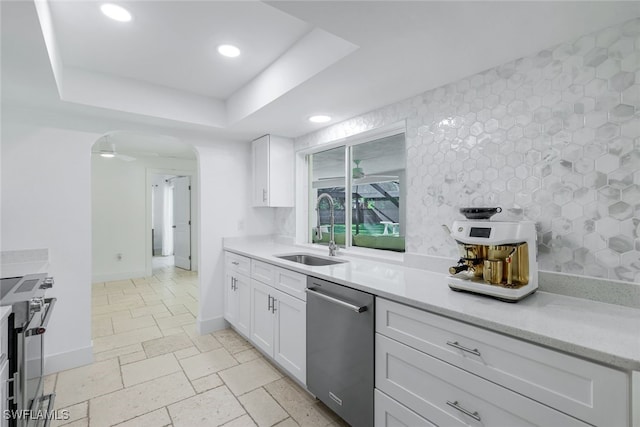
[1,261,50,279]
[224,238,640,371]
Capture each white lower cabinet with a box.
[1,356,8,427]
[250,278,306,385]
[224,272,250,337]
[375,298,630,427]
[375,389,436,427]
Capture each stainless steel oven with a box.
[1,274,56,427]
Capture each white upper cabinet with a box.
[252,134,294,207]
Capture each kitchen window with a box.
[308,129,406,253]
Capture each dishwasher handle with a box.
[305,288,367,313]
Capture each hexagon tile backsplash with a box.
[293,18,640,284]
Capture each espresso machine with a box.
[447,208,538,301]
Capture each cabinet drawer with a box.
[376,298,628,427]
[376,334,589,427]
[273,267,306,301]
[251,260,275,286]
[375,389,436,427]
[225,252,250,276]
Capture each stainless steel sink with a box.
[275,253,348,266]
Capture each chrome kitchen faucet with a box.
[315,193,337,256]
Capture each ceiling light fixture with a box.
[100,3,132,22]
[309,115,331,123]
[217,44,241,58]
[100,152,116,158]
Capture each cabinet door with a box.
[273,289,306,385]
[1,358,8,427]
[250,279,274,356]
[235,274,251,338]
[375,390,436,427]
[252,135,269,207]
[223,272,237,326]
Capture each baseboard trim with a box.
[92,271,147,284]
[43,344,93,374]
[197,315,228,335]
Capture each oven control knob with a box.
[40,277,54,289]
[29,297,44,312]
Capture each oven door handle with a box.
[25,297,56,336]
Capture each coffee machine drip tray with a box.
[449,274,528,289]
[449,277,538,302]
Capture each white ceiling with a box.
[49,1,311,98]
[2,1,640,157]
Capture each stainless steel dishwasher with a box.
[306,276,374,427]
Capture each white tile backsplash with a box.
[289,18,640,284]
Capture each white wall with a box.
[92,155,197,282]
[1,122,96,373]
[194,141,276,333]
[151,174,165,254]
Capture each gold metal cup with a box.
[483,259,504,284]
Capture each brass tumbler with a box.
[483,259,503,284]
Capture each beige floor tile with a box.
[153,311,174,319]
[274,418,300,427]
[108,293,144,305]
[190,333,223,352]
[233,348,262,364]
[119,351,147,365]
[89,372,194,427]
[93,326,163,353]
[167,304,189,315]
[191,373,223,393]
[114,407,172,427]
[92,309,132,322]
[51,401,87,427]
[222,415,257,427]
[112,314,157,334]
[94,344,143,362]
[130,304,169,318]
[55,359,123,408]
[219,358,283,396]
[91,295,109,307]
[264,379,334,427]
[142,333,193,358]
[238,387,288,427]
[179,348,238,380]
[57,419,88,427]
[121,353,182,387]
[92,318,113,338]
[174,346,200,360]
[161,326,185,336]
[155,313,196,330]
[44,373,57,395]
[168,386,245,427]
[214,329,253,354]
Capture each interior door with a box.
[173,176,191,270]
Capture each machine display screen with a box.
[469,227,491,238]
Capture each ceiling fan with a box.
[93,136,136,162]
[315,159,399,188]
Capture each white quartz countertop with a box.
[224,238,640,371]
[0,306,11,323]
[1,261,50,278]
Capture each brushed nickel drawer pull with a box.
[446,341,481,357]
[446,400,481,421]
[231,261,239,266]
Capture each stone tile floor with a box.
[45,262,346,427]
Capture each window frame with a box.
[297,121,406,254]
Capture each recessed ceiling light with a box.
[100,152,115,158]
[100,3,132,22]
[309,115,331,123]
[217,44,241,58]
